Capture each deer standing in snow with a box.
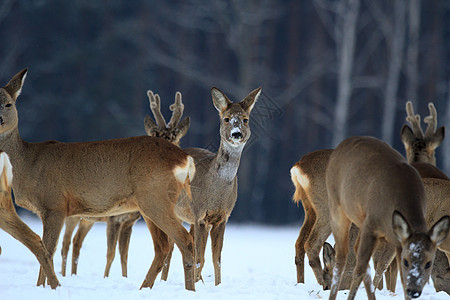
[144,87,261,287]
[0,69,196,290]
[60,90,190,278]
[326,136,449,300]
[0,151,60,288]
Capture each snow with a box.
[0,216,448,300]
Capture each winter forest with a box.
[1,0,450,224]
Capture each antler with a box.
[147,90,167,129]
[424,102,437,138]
[405,101,424,138]
[168,91,184,128]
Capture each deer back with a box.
[326,136,428,244]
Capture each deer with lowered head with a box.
[143,87,261,287]
[0,69,197,290]
[60,90,190,278]
[0,151,60,289]
[326,136,449,300]
[291,100,448,292]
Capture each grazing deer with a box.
[60,90,190,278]
[0,69,197,290]
[146,87,261,287]
[0,151,60,289]
[326,136,449,300]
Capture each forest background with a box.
[1,0,449,224]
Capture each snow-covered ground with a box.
[0,216,448,300]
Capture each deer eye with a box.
[403,259,409,268]
[223,117,230,122]
[425,261,431,269]
[243,118,249,123]
[5,103,11,108]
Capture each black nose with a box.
[407,289,421,298]
[232,132,242,139]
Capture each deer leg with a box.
[140,218,170,289]
[348,225,377,300]
[161,238,174,281]
[386,259,398,292]
[430,249,450,293]
[210,219,226,286]
[295,199,316,284]
[104,217,121,277]
[371,240,395,291]
[71,219,94,275]
[339,223,359,290]
[60,216,79,277]
[305,213,331,288]
[193,220,209,283]
[0,206,60,289]
[328,210,351,300]
[117,214,139,277]
[37,211,65,288]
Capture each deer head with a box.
[401,101,445,165]
[211,87,261,148]
[144,90,190,147]
[0,68,27,134]
[392,211,449,299]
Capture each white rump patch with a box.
[290,166,310,190]
[173,155,195,184]
[0,152,13,187]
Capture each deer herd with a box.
[0,68,448,299]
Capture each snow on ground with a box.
[0,216,448,300]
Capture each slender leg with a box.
[161,239,174,281]
[210,219,226,286]
[194,220,209,283]
[71,219,94,275]
[372,240,395,292]
[386,260,398,292]
[140,218,170,289]
[117,213,140,277]
[347,225,377,300]
[60,216,79,276]
[37,211,65,287]
[0,204,60,289]
[431,249,450,293]
[104,217,120,277]
[305,213,331,288]
[295,198,316,284]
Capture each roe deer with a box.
[146,87,261,287]
[0,69,197,290]
[60,90,190,278]
[326,136,449,300]
[0,151,60,289]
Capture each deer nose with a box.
[406,289,421,298]
[231,131,242,139]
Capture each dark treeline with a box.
[1,0,449,224]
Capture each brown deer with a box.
[148,87,261,287]
[0,69,197,290]
[291,100,448,292]
[0,151,60,289]
[326,136,449,300]
[60,90,190,278]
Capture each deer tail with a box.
[290,165,308,205]
[173,155,195,200]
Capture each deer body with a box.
[326,136,449,300]
[0,69,196,290]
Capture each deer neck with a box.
[212,140,245,182]
[0,127,27,163]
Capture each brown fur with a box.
[0,69,196,290]
[326,136,449,300]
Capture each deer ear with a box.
[392,211,412,243]
[427,126,445,151]
[211,87,231,113]
[428,215,450,246]
[144,115,158,136]
[241,87,261,113]
[4,68,28,101]
[322,242,336,269]
[177,117,191,138]
[400,125,415,146]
